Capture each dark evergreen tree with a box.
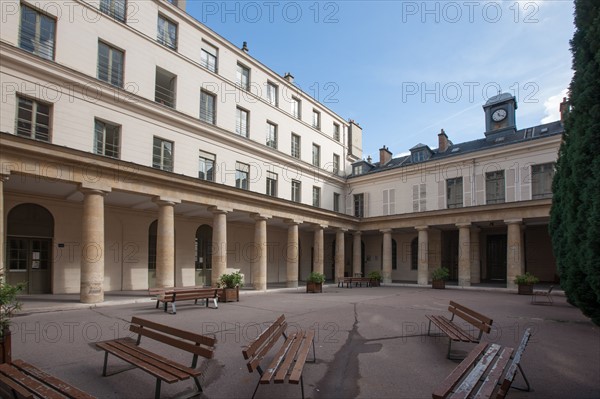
[550,0,600,325]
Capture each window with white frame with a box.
[94,119,120,158]
[266,82,278,106]
[486,170,505,204]
[198,151,215,181]
[354,194,364,217]
[97,41,124,87]
[312,186,321,207]
[333,153,340,175]
[333,192,340,212]
[291,180,301,202]
[199,90,216,124]
[291,133,301,158]
[152,137,173,172]
[412,183,426,212]
[99,0,126,22]
[383,188,396,215]
[446,177,463,208]
[236,162,249,190]
[312,144,320,167]
[155,67,176,108]
[291,97,301,119]
[532,163,555,199]
[266,122,277,149]
[236,63,250,90]
[157,14,177,50]
[19,5,55,60]
[266,171,277,197]
[16,95,51,141]
[312,109,321,129]
[236,107,249,137]
[200,41,218,73]
[333,123,340,141]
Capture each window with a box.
[266,82,278,106]
[486,170,505,204]
[236,107,249,137]
[333,193,340,212]
[235,162,249,190]
[353,164,364,175]
[333,154,340,175]
[291,133,301,158]
[16,96,50,141]
[412,150,427,163]
[199,90,216,124]
[291,180,301,202]
[198,151,215,181]
[312,109,321,129]
[312,186,321,207]
[383,188,396,215]
[266,171,277,197]
[19,5,55,60]
[411,238,418,270]
[412,184,426,212]
[157,14,177,50]
[152,137,173,172]
[97,41,124,87]
[94,119,120,158]
[333,123,340,141]
[236,63,250,90]
[312,144,320,167]
[447,177,463,208]
[291,97,301,119]
[354,194,364,217]
[266,122,277,149]
[200,42,218,73]
[392,239,398,270]
[155,67,176,108]
[99,0,126,22]
[532,163,555,199]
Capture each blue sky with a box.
[186,0,575,158]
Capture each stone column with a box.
[155,199,177,288]
[470,227,481,284]
[252,214,270,291]
[285,220,301,288]
[335,229,346,283]
[313,225,325,275]
[80,188,108,303]
[457,223,471,287]
[506,219,524,289]
[0,175,8,277]
[381,229,392,284]
[416,226,429,285]
[210,207,229,285]
[352,231,362,276]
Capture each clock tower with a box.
[483,93,517,138]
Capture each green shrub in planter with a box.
[431,267,450,281]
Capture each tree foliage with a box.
[550,0,600,325]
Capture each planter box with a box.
[218,286,239,302]
[518,284,534,295]
[370,279,381,287]
[432,280,446,289]
[306,282,323,293]
[0,329,11,364]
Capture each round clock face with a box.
[492,109,507,122]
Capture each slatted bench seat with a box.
[0,359,96,399]
[426,301,493,358]
[242,314,316,399]
[337,277,372,288]
[96,316,216,399]
[150,287,219,314]
[432,328,532,399]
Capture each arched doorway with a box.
[195,224,212,286]
[148,220,157,288]
[6,203,54,294]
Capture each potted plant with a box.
[514,272,539,295]
[368,270,382,287]
[431,267,450,289]
[217,270,243,302]
[306,272,325,293]
[1,279,25,364]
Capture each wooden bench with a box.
[150,286,219,314]
[432,328,532,398]
[242,314,316,399]
[426,301,493,358]
[96,316,216,399]
[0,359,96,399]
[337,277,372,288]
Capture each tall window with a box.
[99,0,126,22]
[237,63,250,90]
[236,107,249,137]
[333,193,340,212]
[16,96,50,141]
[291,180,301,202]
[312,144,320,167]
[291,133,301,158]
[411,238,418,270]
[333,123,340,141]
[266,82,278,106]
[198,151,215,181]
[291,97,301,119]
[152,137,173,172]
[97,41,124,87]
[333,154,340,175]
[412,184,426,212]
[155,67,176,108]
[235,162,249,190]
[312,109,321,129]
[354,193,364,217]
[19,5,55,60]
[157,14,177,50]
[200,42,218,73]
[266,122,277,149]
[266,171,277,197]
[447,177,463,208]
[312,186,321,207]
[531,163,555,199]
[486,170,505,204]
[392,239,398,270]
[199,90,216,124]
[94,119,120,158]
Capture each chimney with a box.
[283,72,294,83]
[559,97,570,122]
[438,129,449,153]
[241,41,249,52]
[379,146,392,166]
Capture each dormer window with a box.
[410,144,432,163]
[353,164,364,175]
[412,150,427,163]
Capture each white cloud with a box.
[541,89,568,124]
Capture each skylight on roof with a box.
[451,147,460,153]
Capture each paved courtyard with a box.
[11,285,600,398]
